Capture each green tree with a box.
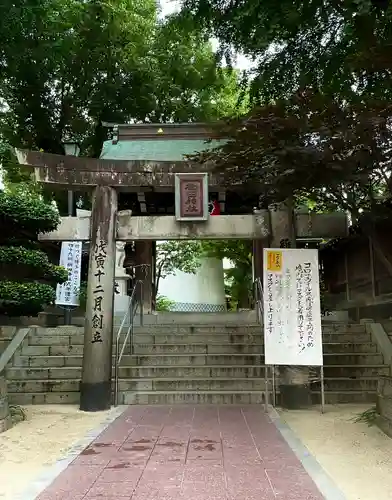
[0,0,245,214]
[179,0,392,102]
[0,185,68,317]
[191,93,392,220]
[155,241,202,296]
[0,0,243,163]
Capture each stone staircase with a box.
[3,321,389,405]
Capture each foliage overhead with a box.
[0,0,244,165]
[0,189,67,317]
[178,0,392,101]
[190,93,392,220]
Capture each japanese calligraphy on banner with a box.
[263,248,323,366]
[55,242,82,307]
[174,173,209,221]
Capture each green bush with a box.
[78,281,88,310]
[156,294,175,312]
[0,189,66,317]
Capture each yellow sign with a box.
[266,251,283,272]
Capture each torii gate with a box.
[15,141,348,412]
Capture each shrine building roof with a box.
[100,138,221,162]
[101,122,222,162]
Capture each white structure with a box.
[159,257,226,312]
[76,209,130,318]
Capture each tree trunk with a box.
[154,262,164,300]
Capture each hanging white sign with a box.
[55,242,82,307]
[263,248,323,366]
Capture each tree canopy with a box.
[0,186,68,317]
[178,0,392,102]
[0,0,243,163]
[190,92,392,221]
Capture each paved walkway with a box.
[36,406,330,500]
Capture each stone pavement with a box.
[35,405,336,500]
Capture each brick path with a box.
[36,406,326,500]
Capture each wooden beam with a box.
[14,148,225,189]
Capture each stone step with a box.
[6,367,83,380]
[322,333,371,342]
[21,345,84,356]
[34,325,263,336]
[321,324,366,333]
[322,364,389,377]
[322,353,384,365]
[126,342,377,355]
[134,332,372,344]
[119,378,266,391]
[312,377,379,391]
[6,375,380,394]
[125,354,267,366]
[6,363,388,384]
[8,392,80,405]
[122,390,266,405]
[311,390,377,404]
[122,388,376,405]
[322,342,378,354]
[131,344,264,355]
[7,387,377,406]
[72,333,266,346]
[8,379,80,393]
[6,365,268,380]
[7,378,268,393]
[121,377,380,392]
[31,323,367,337]
[11,352,384,368]
[25,332,374,349]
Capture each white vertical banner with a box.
[55,242,82,307]
[263,248,323,366]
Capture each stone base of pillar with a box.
[279,384,312,409]
[279,366,312,409]
[80,380,112,412]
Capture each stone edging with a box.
[361,320,392,371]
[268,406,347,500]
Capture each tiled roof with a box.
[100,139,222,161]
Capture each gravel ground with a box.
[0,405,116,500]
[280,404,392,500]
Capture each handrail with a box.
[254,277,264,323]
[0,327,30,374]
[114,280,143,406]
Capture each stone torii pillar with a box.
[14,150,126,412]
[81,185,117,411]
